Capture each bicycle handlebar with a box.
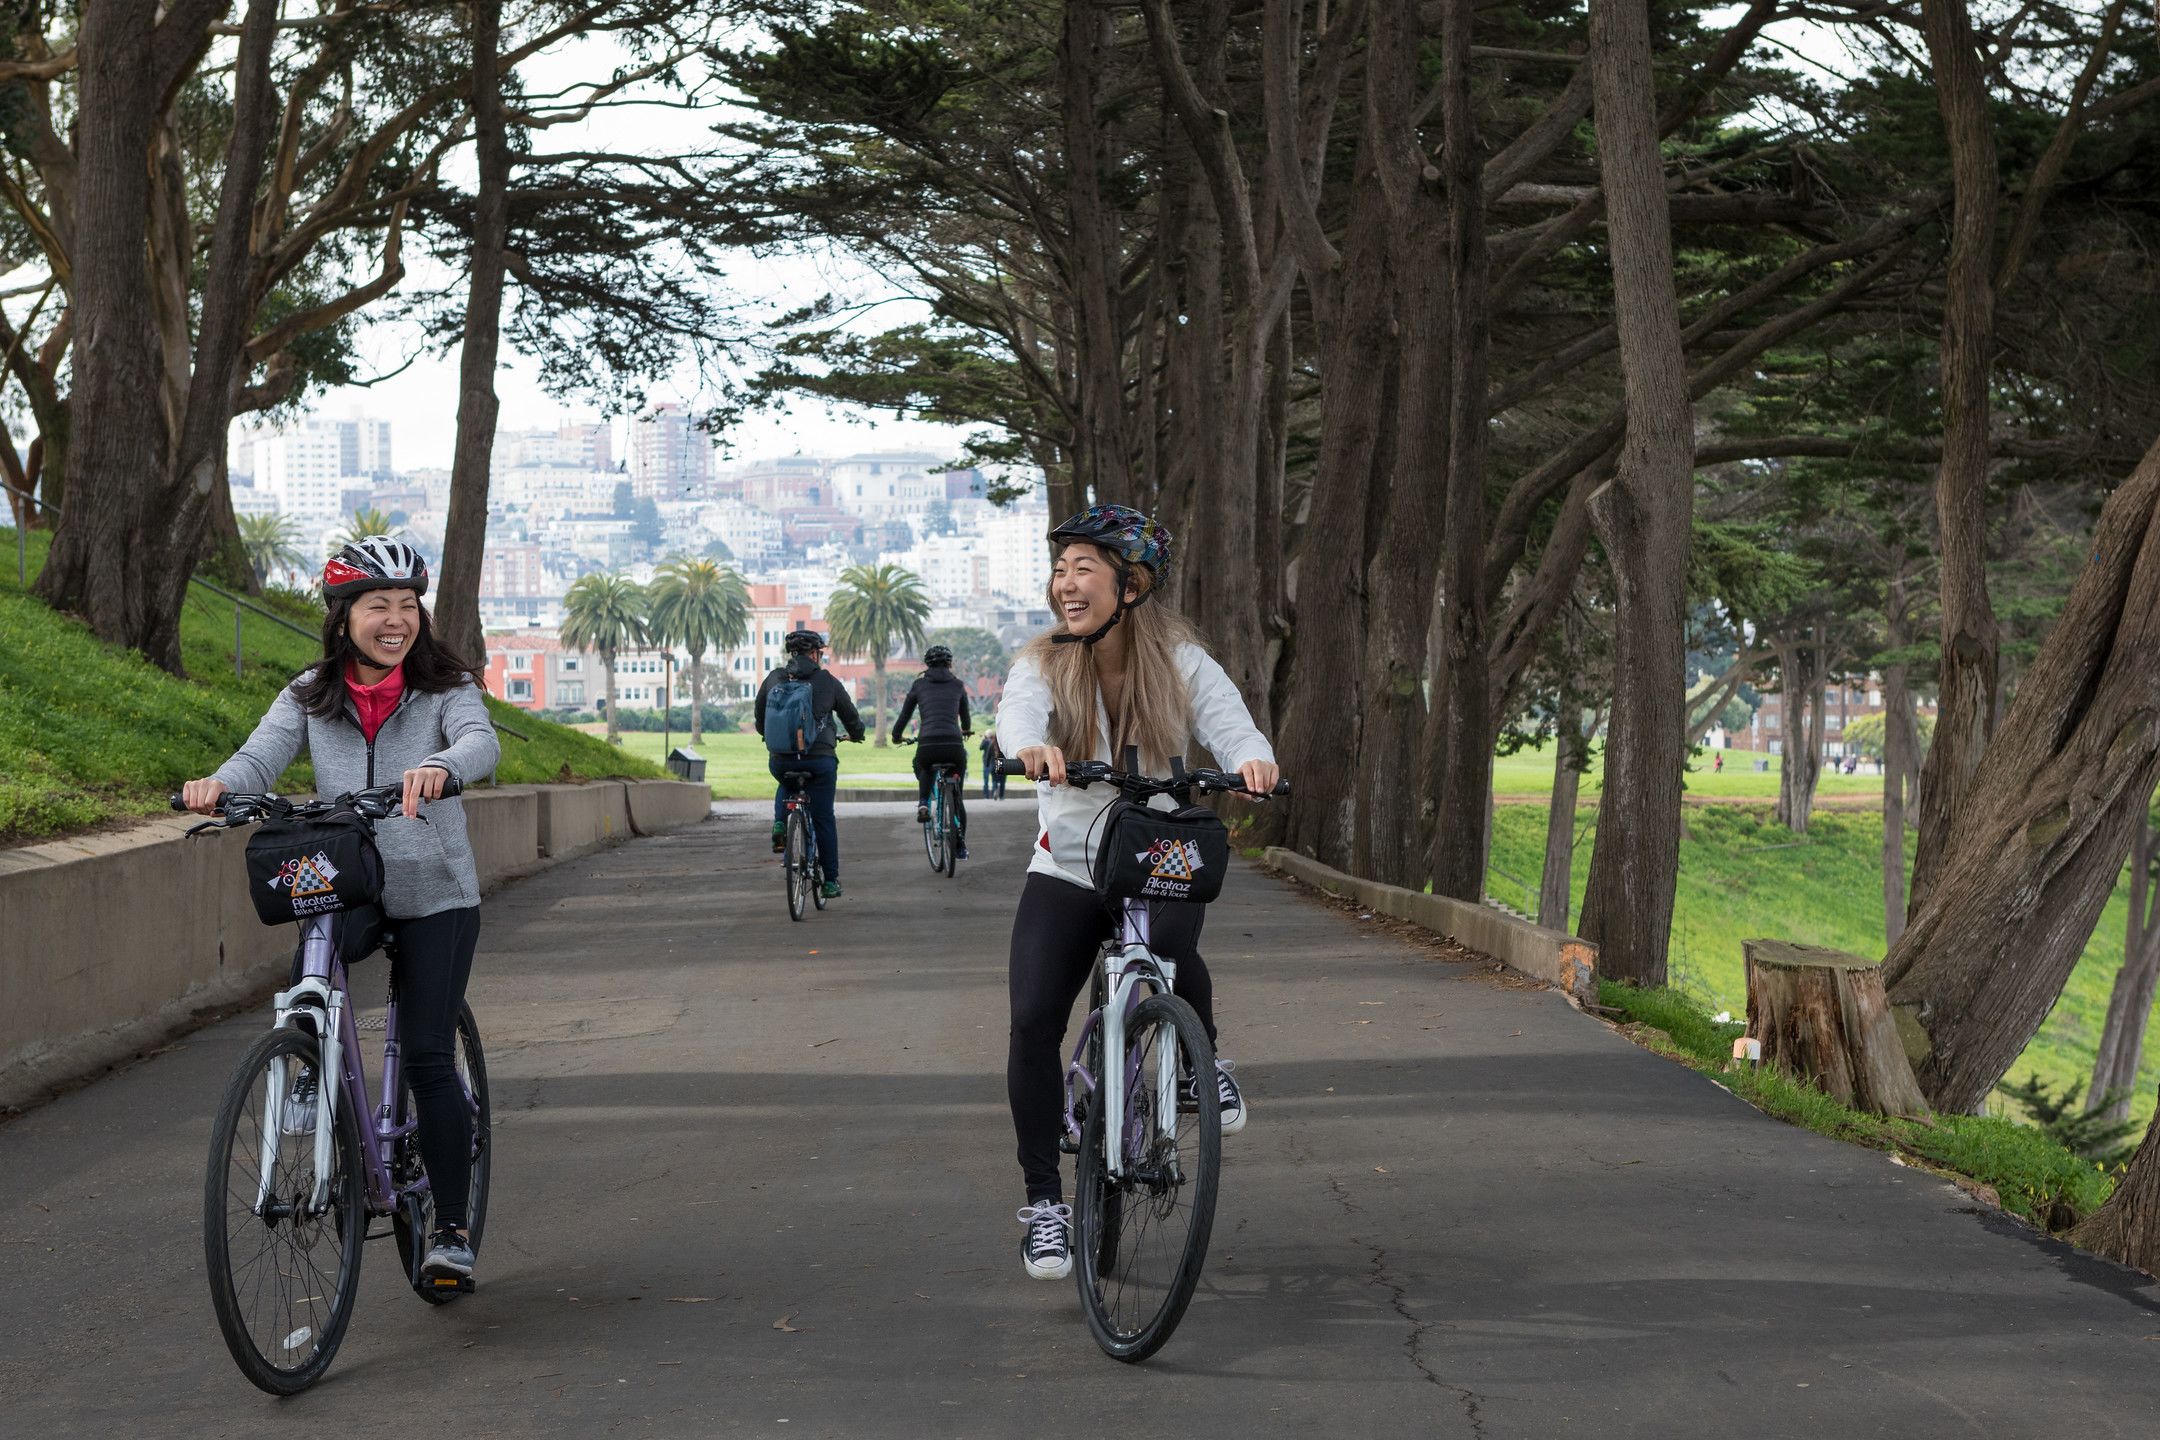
[993,756,1289,800]
[169,777,464,829]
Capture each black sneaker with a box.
[955,843,969,860]
[771,821,786,854]
[422,1228,475,1281]
[1017,1201,1072,1280]
[916,804,930,824]
[1182,1059,1248,1135]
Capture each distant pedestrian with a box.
[1713,751,1723,774]
[981,730,1006,799]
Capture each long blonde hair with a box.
[1024,560,1199,771]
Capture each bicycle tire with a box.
[393,1004,492,1304]
[941,775,960,877]
[203,1026,367,1395]
[785,809,810,921]
[923,783,945,872]
[1073,993,1220,1362]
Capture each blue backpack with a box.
[764,675,819,754]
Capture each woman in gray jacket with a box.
[182,537,500,1286]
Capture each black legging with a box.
[391,906,481,1229]
[1006,873,1212,1203]
[913,740,970,835]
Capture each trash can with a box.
[1753,758,1769,772]
[667,747,706,782]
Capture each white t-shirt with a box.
[997,642,1277,889]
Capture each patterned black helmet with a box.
[1048,504,1174,589]
[784,628,826,654]
[323,536,428,599]
[924,644,954,667]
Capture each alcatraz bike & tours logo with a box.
[268,850,346,915]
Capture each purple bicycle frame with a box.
[1060,901,1175,1160]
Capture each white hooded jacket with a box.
[997,642,1276,889]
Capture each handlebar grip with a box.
[1271,778,1292,797]
[169,795,188,811]
[438,776,464,799]
[994,758,1029,777]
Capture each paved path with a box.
[4,801,2159,1438]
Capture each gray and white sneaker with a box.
[1017,1201,1073,1280]
[280,1067,319,1136]
[422,1228,475,1282]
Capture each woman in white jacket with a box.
[997,504,1280,1280]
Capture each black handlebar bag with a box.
[244,812,385,927]
[1093,799,1232,906]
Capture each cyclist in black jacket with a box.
[755,630,867,898]
[892,644,973,858]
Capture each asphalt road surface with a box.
[4,798,2159,1438]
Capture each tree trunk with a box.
[2069,1079,2160,1272]
[871,657,888,745]
[1576,0,1696,986]
[1774,634,1823,834]
[2091,805,2158,1120]
[435,0,511,667]
[1540,716,1584,931]
[1883,571,1918,945]
[1059,0,1136,506]
[35,0,272,673]
[1910,0,2003,916]
[604,655,620,743]
[1274,150,1393,872]
[689,653,706,745]
[1353,0,1448,889]
[1882,436,2160,1114]
[1426,0,1493,904]
[1745,940,1931,1117]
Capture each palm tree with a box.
[331,506,397,554]
[237,513,305,587]
[826,562,931,747]
[560,572,651,742]
[647,555,751,744]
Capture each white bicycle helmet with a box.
[323,536,428,599]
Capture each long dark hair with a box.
[293,593,487,719]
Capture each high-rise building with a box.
[248,415,396,518]
[628,403,711,501]
[492,421,612,476]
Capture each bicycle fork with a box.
[265,915,346,1214]
[1070,906,1181,1181]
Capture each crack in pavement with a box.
[1332,1175,1486,1438]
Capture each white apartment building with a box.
[241,415,396,519]
[827,452,944,521]
[492,421,612,476]
[896,534,990,604]
[628,403,711,501]
[980,507,1052,601]
[497,464,619,515]
[702,499,783,565]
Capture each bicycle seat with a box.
[781,770,815,788]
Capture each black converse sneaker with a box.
[1017,1201,1073,1280]
[1182,1059,1249,1135]
[280,1066,319,1137]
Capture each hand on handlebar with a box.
[180,777,230,816]
[1016,745,1067,788]
[400,765,453,820]
[1238,759,1282,800]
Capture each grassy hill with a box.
[1490,800,2159,1127]
[1,525,660,844]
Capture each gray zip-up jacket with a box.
[214,672,501,919]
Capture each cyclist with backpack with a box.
[754,629,866,900]
[180,538,498,1288]
[997,504,1279,1280]
[892,643,973,860]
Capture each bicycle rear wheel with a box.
[1073,993,1221,1362]
[923,786,945,872]
[785,809,810,921]
[941,776,960,877]
[203,1026,366,1395]
[393,1004,493,1304]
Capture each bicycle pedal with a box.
[425,1274,475,1294]
[1059,1133,1081,1155]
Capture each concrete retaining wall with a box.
[1263,847,1598,1005]
[0,779,711,1112]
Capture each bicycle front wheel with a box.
[941,778,960,877]
[203,1026,366,1395]
[785,809,811,921]
[923,790,945,872]
[1073,993,1221,1362]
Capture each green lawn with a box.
[1492,802,2160,1126]
[1,525,659,844]
[1494,740,1883,800]
[582,728,927,798]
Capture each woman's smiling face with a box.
[1051,543,1133,637]
[347,589,421,670]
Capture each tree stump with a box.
[1744,940,1931,1117]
